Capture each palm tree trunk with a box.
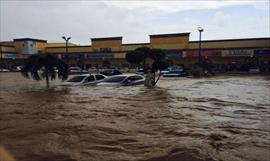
[152,72,156,86]
[46,72,50,88]
[154,71,162,86]
[144,72,154,87]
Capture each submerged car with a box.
[163,70,188,77]
[97,74,145,86]
[63,74,107,86]
[11,66,23,72]
[0,67,9,72]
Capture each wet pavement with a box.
[0,73,269,161]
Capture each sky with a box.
[0,0,269,45]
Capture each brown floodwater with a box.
[0,73,269,161]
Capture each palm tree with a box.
[21,54,69,88]
[126,48,168,87]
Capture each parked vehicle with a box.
[160,70,170,75]
[97,74,145,86]
[62,74,107,86]
[163,70,188,77]
[11,66,23,72]
[100,69,122,76]
[0,67,9,72]
[136,69,145,75]
[69,66,88,74]
[249,67,260,74]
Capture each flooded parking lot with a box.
[0,73,269,161]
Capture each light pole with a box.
[0,43,3,68]
[62,36,71,64]
[197,27,204,66]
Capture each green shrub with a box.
[188,64,203,77]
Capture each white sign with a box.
[222,49,253,57]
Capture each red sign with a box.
[185,50,222,57]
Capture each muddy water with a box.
[0,73,269,161]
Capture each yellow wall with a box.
[92,39,122,51]
[36,42,48,54]
[189,39,270,49]
[150,36,189,49]
[13,42,23,54]
[37,42,77,54]
[122,44,150,51]
[0,46,16,53]
[45,46,92,54]
[46,42,76,47]
[114,53,126,59]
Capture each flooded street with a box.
[0,73,269,161]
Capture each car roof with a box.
[108,74,143,78]
[72,73,105,77]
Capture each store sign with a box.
[114,53,126,59]
[222,49,253,57]
[62,54,84,59]
[254,49,270,56]
[2,53,20,59]
[86,53,114,59]
[165,51,183,58]
[185,50,222,57]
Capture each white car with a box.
[249,67,260,74]
[69,66,88,74]
[97,74,145,86]
[63,74,107,86]
[0,67,9,72]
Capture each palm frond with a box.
[21,54,69,84]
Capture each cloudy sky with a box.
[0,0,269,45]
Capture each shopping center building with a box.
[1,33,270,72]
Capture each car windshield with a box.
[67,76,86,82]
[103,76,127,83]
[168,70,181,73]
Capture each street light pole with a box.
[62,36,71,65]
[0,43,3,68]
[197,27,204,66]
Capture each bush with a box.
[188,64,203,77]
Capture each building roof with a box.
[91,37,122,41]
[13,38,47,43]
[149,33,190,38]
[189,37,270,43]
[47,45,91,48]
[122,43,150,46]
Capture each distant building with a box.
[0,33,270,72]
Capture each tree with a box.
[135,47,150,69]
[125,47,168,86]
[126,50,145,65]
[21,54,69,88]
[148,49,168,86]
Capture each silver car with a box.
[97,74,145,86]
[63,74,107,86]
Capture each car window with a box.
[104,76,126,83]
[84,76,95,82]
[67,76,86,82]
[123,77,133,83]
[133,76,143,81]
[96,75,105,80]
